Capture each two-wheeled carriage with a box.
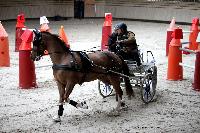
[98,49,157,103]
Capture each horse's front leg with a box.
[64,83,88,109]
[53,81,65,122]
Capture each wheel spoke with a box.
[98,81,113,98]
[149,80,152,85]
[147,91,152,98]
[144,90,152,102]
[144,91,148,100]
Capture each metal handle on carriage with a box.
[147,51,155,63]
[179,63,195,69]
[179,47,196,54]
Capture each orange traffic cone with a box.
[189,17,199,50]
[19,29,33,51]
[101,13,112,50]
[19,29,37,89]
[40,16,50,32]
[40,23,50,32]
[0,21,8,38]
[169,17,176,30]
[193,51,200,91]
[197,33,200,50]
[40,16,50,55]
[0,21,10,67]
[166,17,176,56]
[40,24,50,55]
[16,13,25,28]
[167,28,183,80]
[15,14,26,52]
[59,25,70,48]
[103,13,112,27]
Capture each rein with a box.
[46,51,65,55]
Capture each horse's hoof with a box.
[127,91,134,99]
[128,95,132,100]
[129,92,135,99]
[132,92,135,97]
[77,101,88,109]
[107,109,120,117]
[121,102,125,107]
[53,115,61,122]
[81,101,88,109]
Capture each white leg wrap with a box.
[53,115,61,122]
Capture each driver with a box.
[108,22,141,66]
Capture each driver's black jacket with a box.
[108,31,141,65]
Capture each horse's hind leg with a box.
[66,98,88,109]
[109,76,124,111]
[124,77,134,99]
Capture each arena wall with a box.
[0,0,200,23]
[94,0,200,23]
[0,0,74,20]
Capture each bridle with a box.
[32,30,46,61]
[32,30,65,61]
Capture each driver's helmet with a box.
[114,22,127,32]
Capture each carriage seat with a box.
[124,60,140,75]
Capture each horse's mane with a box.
[41,31,70,52]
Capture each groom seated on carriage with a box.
[108,22,141,66]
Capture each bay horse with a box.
[31,30,134,122]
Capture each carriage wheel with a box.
[140,66,157,103]
[98,80,114,98]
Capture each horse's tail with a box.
[119,56,134,97]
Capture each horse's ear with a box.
[33,28,42,40]
[33,28,39,35]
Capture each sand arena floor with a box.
[0,18,200,133]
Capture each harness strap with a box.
[52,64,81,71]
[52,64,88,85]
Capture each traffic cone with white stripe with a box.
[166,17,176,56]
[167,27,183,80]
[40,16,50,32]
[59,25,70,48]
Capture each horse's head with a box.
[31,29,47,61]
